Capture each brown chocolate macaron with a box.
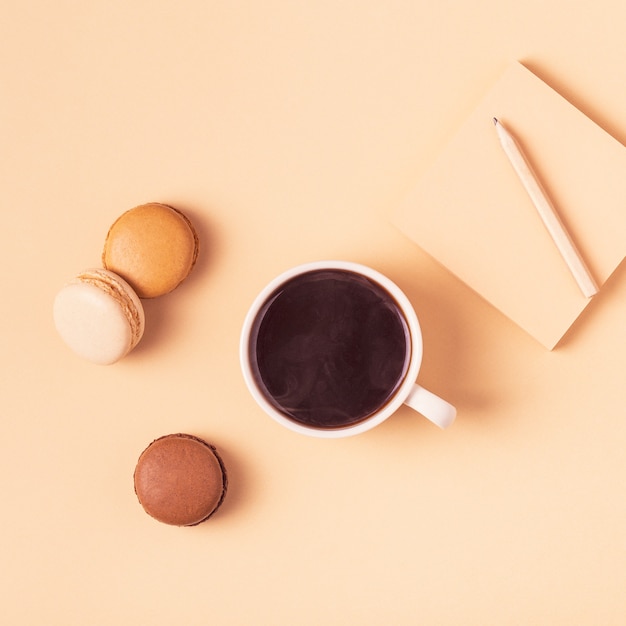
[134,434,227,526]
[103,203,199,299]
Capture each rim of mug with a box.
[239,260,423,438]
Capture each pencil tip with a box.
[493,117,498,125]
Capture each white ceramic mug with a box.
[240,261,456,438]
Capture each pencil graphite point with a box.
[493,117,498,125]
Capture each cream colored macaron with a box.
[53,268,145,365]
[102,203,199,299]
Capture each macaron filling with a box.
[76,269,144,350]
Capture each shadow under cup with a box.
[242,265,415,433]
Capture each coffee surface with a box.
[250,270,410,429]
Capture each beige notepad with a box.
[394,62,626,349]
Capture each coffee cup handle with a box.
[404,384,456,429]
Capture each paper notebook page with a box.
[394,62,626,348]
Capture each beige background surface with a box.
[2,1,626,624]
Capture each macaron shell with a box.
[134,434,227,526]
[53,269,145,365]
[102,203,199,299]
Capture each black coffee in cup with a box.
[248,269,411,429]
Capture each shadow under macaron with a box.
[126,203,219,358]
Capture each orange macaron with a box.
[103,203,199,298]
